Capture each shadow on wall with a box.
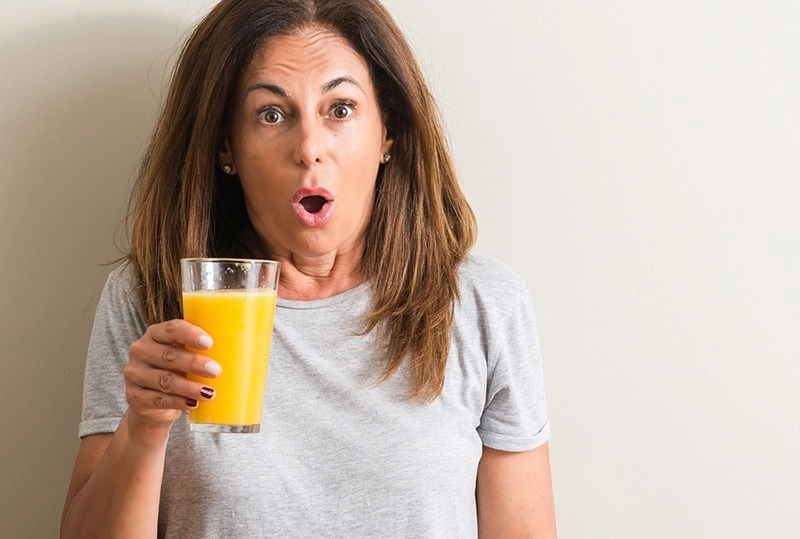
[0,16,190,536]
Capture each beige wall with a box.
[0,2,215,535]
[2,1,798,537]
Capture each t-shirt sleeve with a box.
[79,265,147,438]
[476,264,551,452]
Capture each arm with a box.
[60,321,219,538]
[60,417,169,538]
[476,443,557,538]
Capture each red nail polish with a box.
[200,387,215,400]
[186,398,198,408]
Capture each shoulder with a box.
[105,261,135,288]
[93,262,145,329]
[457,254,531,307]
[461,253,510,274]
[86,262,147,368]
[454,254,538,342]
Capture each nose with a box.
[292,116,325,167]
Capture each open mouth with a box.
[292,187,334,228]
[299,195,328,214]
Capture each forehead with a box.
[241,27,374,89]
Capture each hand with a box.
[124,319,221,428]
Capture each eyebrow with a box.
[245,82,288,97]
[322,75,365,95]
[245,76,366,98]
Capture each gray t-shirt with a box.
[80,254,550,538]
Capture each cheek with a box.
[344,133,383,173]
[339,118,384,158]
[343,157,380,194]
[239,174,286,218]
[335,164,377,220]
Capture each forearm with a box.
[61,412,171,538]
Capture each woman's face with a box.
[220,27,393,267]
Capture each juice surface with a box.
[183,289,277,426]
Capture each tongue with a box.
[300,195,327,214]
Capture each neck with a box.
[275,251,364,300]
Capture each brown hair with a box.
[127,0,476,401]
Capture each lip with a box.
[292,186,335,228]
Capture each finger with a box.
[125,384,201,415]
[129,334,222,378]
[124,364,217,402]
[146,319,214,351]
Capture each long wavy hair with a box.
[127,0,477,401]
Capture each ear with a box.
[218,138,236,173]
[380,125,394,158]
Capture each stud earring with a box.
[222,164,234,174]
[381,153,391,164]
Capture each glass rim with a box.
[180,257,280,267]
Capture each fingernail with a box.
[186,398,198,408]
[197,334,213,349]
[199,386,215,400]
[204,361,222,377]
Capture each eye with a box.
[257,107,284,124]
[331,102,355,120]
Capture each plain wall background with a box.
[1,1,797,537]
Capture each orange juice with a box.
[183,289,277,431]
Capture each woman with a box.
[61,0,556,537]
